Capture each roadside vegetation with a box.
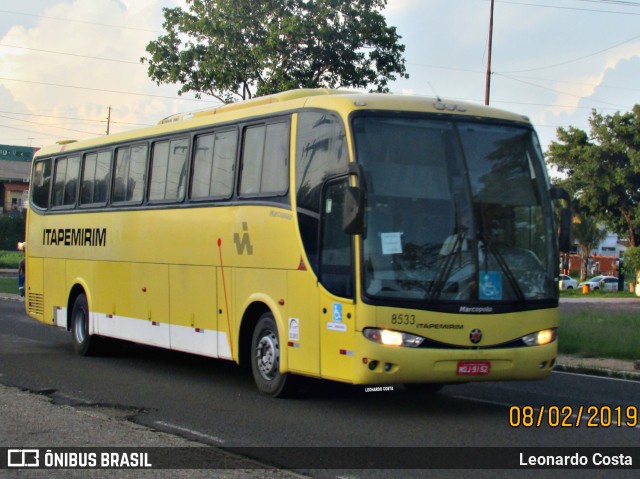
[0,277,19,295]
[0,251,22,268]
[560,288,635,298]
[559,312,639,360]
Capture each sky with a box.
[1,0,639,156]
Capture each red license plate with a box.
[456,361,491,375]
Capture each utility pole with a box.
[485,0,494,106]
[106,106,111,135]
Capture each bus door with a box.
[318,177,356,382]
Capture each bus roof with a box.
[35,89,532,157]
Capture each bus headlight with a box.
[522,328,556,346]
[363,328,425,348]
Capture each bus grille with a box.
[28,293,44,317]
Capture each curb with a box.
[554,363,640,381]
[0,293,23,302]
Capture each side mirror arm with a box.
[342,163,366,235]
[550,186,572,253]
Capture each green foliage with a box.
[546,106,640,246]
[559,312,640,360]
[571,212,607,280]
[0,251,23,269]
[622,246,640,276]
[143,0,408,103]
[0,213,26,251]
[559,287,632,298]
[0,277,20,294]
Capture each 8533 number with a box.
[391,313,415,325]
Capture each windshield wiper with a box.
[427,233,466,302]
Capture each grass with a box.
[0,251,23,269]
[559,312,640,360]
[0,277,20,296]
[560,288,635,298]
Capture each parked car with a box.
[559,274,578,290]
[579,275,618,292]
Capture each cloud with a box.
[0,0,214,147]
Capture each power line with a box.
[408,60,640,100]
[500,33,640,73]
[0,44,142,65]
[501,74,640,93]
[496,0,640,15]
[0,114,102,136]
[0,10,163,34]
[575,0,640,7]
[0,77,219,103]
[0,110,153,127]
[495,73,631,109]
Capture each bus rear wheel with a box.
[251,313,296,397]
[71,293,101,356]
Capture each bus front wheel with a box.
[71,293,101,356]
[251,313,296,397]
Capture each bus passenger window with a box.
[239,121,288,197]
[81,150,111,205]
[52,156,80,207]
[261,122,289,194]
[191,130,237,199]
[240,126,264,195]
[113,144,148,203]
[31,159,52,209]
[150,138,188,202]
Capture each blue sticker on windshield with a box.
[480,272,502,300]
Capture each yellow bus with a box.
[24,89,569,396]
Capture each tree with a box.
[546,105,640,247]
[142,0,408,103]
[571,211,607,281]
[621,245,640,293]
[0,211,26,250]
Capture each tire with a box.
[250,313,296,397]
[71,293,101,356]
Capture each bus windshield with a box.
[354,115,557,306]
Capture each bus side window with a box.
[295,111,348,274]
[52,156,80,208]
[239,121,289,197]
[31,159,52,209]
[113,144,147,204]
[81,150,111,206]
[191,129,237,200]
[81,152,97,205]
[149,137,188,202]
[94,151,112,204]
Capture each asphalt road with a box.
[1,299,638,478]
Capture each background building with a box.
[0,144,36,215]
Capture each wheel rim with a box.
[255,329,279,381]
[73,308,86,344]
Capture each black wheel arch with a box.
[67,284,88,332]
[238,301,271,368]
